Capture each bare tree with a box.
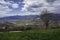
[40,10,54,29]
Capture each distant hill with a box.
[0,14,60,22]
[0,15,39,21]
[53,14,60,21]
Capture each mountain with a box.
[0,14,60,22]
[53,14,60,21]
[0,15,39,21]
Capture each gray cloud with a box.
[21,0,60,15]
[0,0,60,17]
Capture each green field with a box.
[16,21,34,26]
[0,29,60,40]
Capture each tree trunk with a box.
[45,20,49,29]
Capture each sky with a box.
[0,0,60,17]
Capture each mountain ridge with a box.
[0,14,60,21]
[0,15,39,21]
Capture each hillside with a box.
[0,14,60,22]
[0,15,39,21]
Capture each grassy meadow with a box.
[0,29,60,40]
[16,21,34,26]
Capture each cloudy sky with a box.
[0,0,60,17]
